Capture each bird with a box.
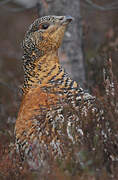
[15,15,97,169]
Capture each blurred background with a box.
[0,0,118,150]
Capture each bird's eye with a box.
[39,23,49,30]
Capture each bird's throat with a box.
[23,50,60,94]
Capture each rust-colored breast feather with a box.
[16,86,60,140]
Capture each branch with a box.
[1,6,33,12]
[103,58,114,96]
[0,0,37,12]
[0,0,47,13]
[84,0,118,11]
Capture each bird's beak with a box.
[61,15,74,25]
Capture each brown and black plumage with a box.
[15,15,96,169]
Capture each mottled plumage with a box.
[15,15,97,169]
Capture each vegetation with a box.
[0,57,118,180]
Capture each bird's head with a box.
[23,15,73,57]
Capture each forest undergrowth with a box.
[0,57,118,180]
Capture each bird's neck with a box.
[23,50,61,93]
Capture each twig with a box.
[40,0,48,9]
[1,5,34,12]
[84,0,118,11]
[103,58,114,96]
